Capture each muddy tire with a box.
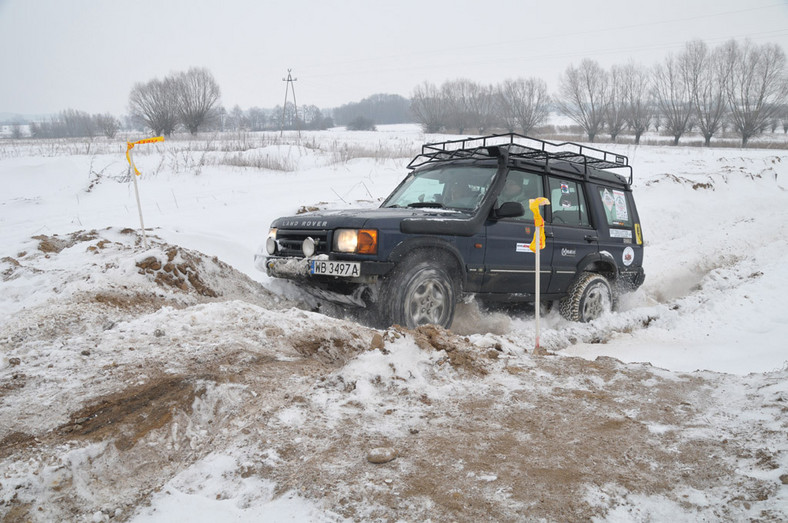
[380,252,457,329]
[559,272,613,322]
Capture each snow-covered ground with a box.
[1,126,787,521]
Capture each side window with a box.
[597,186,633,227]
[497,170,543,220]
[549,178,589,227]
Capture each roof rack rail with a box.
[407,133,632,185]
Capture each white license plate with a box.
[310,260,360,277]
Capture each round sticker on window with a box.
[622,246,635,267]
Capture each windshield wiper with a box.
[407,202,444,208]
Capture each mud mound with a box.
[10,228,287,311]
[136,246,218,298]
[404,324,495,374]
[58,375,203,451]
[33,230,99,253]
[291,331,367,365]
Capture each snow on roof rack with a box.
[407,133,632,185]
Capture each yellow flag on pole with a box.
[124,136,164,249]
[528,197,550,252]
[126,136,164,176]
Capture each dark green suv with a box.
[257,134,645,328]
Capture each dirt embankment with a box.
[1,231,786,522]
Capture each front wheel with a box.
[559,272,613,322]
[380,253,457,329]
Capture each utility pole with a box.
[280,69,300,138]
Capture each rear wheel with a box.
[559,272,613,322]
[380,252,457,329]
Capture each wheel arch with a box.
[388,237,466,290]
[576,251,617,281]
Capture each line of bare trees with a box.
[411,39,788,147]
[410,77,551,136]
[28,109,121,139]
[333,94,411,126]
[219,103,333,132]
[128,67,221,136]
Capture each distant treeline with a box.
[331,94,411,126]
[409,39,788,147]
[5,38,787,147]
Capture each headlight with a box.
[333,229,378,255]
[302,237,316,257]
[265,228,277,255]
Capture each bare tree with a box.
[174,67,221,135]
[464,82,498,134]
[441,79,498,134]
[556,59,608,142]
[247,107,267,131]
[94,113,120,138]
[129,77,179,136]
[620,61,652,144]
[724,39,788,147]
[301,105,332,130]
[442,79,479,134]
[61,109,96,138]
[410,82,447,133]
[11,121,23,139]
[496,77,551,135]
[683,40,729,146]
[230,105,246,131]
[605,66,627,140]
[271,102,298,130]
[652,53,693,145]
[782,103,788,133]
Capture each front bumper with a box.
[256,254,395,308]
[256,253,394,281]
[254,253,314,278]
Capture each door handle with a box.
[584,234,598,242]
[545,231,555,238]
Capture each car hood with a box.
[270,207,473,230]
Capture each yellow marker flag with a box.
[124,136,164,249]
[528,197,550,252]
[126,136,164,176]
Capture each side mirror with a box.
[495,201,525,219]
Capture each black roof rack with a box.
[407,133,632,185]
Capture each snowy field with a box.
[1,125,787,521]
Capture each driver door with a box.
[482,170,552,294]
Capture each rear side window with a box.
[598,187,633,227]
[549,178,589,227]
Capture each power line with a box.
[295,2,787,74]
[280,69,300,138]
[298,28,788,83]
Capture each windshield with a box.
[382,165,497,211]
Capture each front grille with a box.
[276,229,330,257]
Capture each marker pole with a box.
[128,148,148,248]
[528,196,550,354]
[534,224,541,351]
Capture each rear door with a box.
[545,177,598,294]
[591,183,644,273]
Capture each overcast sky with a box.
[1,0,787,117]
